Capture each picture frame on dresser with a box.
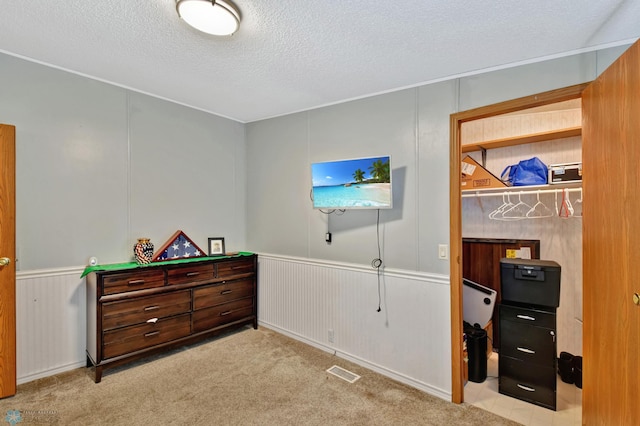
[208,237,225,256]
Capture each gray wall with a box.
[246,45,630,274]
[246,85,457,274]
[0,43,630,272]
[0,54,246,271]
[0,42,632,392]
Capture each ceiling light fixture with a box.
[176,0,241,36]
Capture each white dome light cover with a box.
[176,0,240,36]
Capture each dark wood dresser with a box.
[85,254,257,382]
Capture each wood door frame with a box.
[448,83,589,403]
[0,124,16,398]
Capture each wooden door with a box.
[0,124,16,398]
[582,40,640,424]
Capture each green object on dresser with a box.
[80,251,254,278]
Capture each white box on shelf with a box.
[549,162,582,184]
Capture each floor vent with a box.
[326,365,361,383]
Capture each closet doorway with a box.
[448,83,588,404]
[451,40,640,424]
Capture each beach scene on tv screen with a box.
[312,156,392,208]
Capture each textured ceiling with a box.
[1,1,639,123]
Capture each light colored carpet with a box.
[0,327,519,425]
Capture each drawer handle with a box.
[186,272,200,277]
[145,331,160,337]
[127,279,146,286]
[516,384,536,392]
[220,311,232,316]
[517,347,535,354]
[144,305,160,311]
[516,315,536,321]
[221,290,233,295]
[146,318,159,323]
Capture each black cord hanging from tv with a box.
[371,209,383,312]
[312,181,384,310]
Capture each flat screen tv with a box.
[311,155,392,209]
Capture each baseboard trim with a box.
[18,361,86,385]
[258,321,452,402]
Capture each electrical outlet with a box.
[438,244,449,260]
[328,329,334,343]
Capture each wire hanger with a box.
[501,192,532,220]
[558,188,574,218]
[526,191,554,218]
[573,188,583,217]
[489,193,514,220]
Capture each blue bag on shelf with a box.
[501,157,548,186]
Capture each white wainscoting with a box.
[15,257,454,399]
[257,254,453,401]
[16,267,86,384]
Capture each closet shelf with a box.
[461,182,581,198]
[461,126,582,153]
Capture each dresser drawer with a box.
[86,254,258,383]
[193,278,255,310]
[500,321,556,365]
[102,269,165,295]
[167,263,214,286]
[102,313,191,359]
[499,355,556,410]
[499,304,555,329]
[193,297,254,332]
[102,290,191,331]
[216,258,255,278]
